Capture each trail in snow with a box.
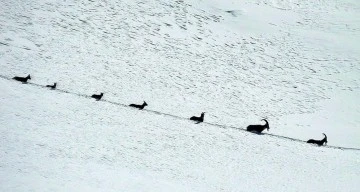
[1,74,358,151]
[1,76,359,192]
[1,0,359,149]
[1,0,360,191]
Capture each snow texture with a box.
[1,0,360,191]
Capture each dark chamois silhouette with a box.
[46,83,57,89]
[307,133,327,146]
[13,74,31,83]
[91,92,103,100]
[129,101,148,110]
[190,112,205,122]
[246,119,269,133]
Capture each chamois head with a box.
[322,133,327,144]
[262,119,269,131]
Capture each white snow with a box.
[1,0,360,191]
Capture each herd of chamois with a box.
[12,74,328,146]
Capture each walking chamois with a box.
[307,133,327,146]
[246,119,269,133]
[91,92,103,100]
[190,112,205,123]
[46,83,57,89]
[13,74,31,83]
[129,101,148,110]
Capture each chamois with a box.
[246,119,269,133]
[46,83,57,89]
[91,92,103,100]
[190,112,205,122]
[307,133,327,146]
[13,74,31,83]
[129,101,148,110]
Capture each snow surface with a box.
[1,0,360,191]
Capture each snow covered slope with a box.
[1,0,359,191]
[1,78,360,191]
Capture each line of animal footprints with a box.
[12,74,147,110]
[12,74,327,146]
